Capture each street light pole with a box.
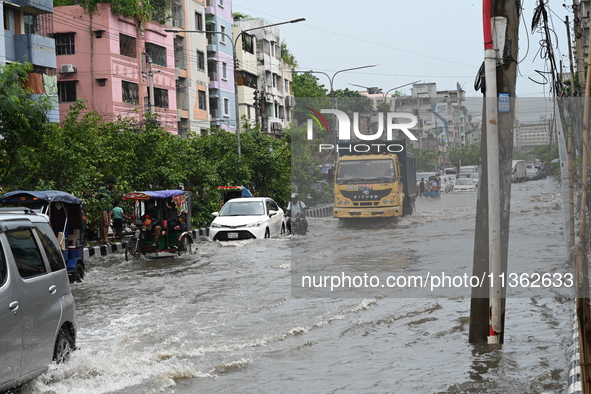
[295,64,378,161]
[165,17,305,157]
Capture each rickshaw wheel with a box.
[74,263,84,283]
[178,236,190,256]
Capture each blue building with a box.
[3,0,59,122]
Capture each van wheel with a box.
[74,264,84,283]
[53,328,75,364]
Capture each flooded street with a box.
[19,178,572,394]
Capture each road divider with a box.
[83,228,210,260]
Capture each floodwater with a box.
[18,178,571,394]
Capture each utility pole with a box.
[147,53,155,114]
[469,0,519,344]
[576,11,591,390]
[573,0,586,95]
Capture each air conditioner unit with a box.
[60,64,76,74]
[173,20,180,27]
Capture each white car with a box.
[453,178,477,192]
[209,197,286,241]
[470,173,479,187]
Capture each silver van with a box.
[0,208,77,391]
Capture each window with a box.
[272,73,277,88]
[285,80,289,93]
[242,33,254,54]
[0,242,5,286]
[222,62,227,80]
[195,12,203,30]
[208,60,217,80]
[55,33,75,55]
[270,41,275,57]
[206,23,216,44]
[220,25,226,43]
[223,97,230,116]
[23,13,38,34]
[145,42,166,67]
[120,34,136,58]
[122,81,139,104]
[209,97,218,118]
[218,0,224,6]
[197,50,205,70]
[198,90,206,110]
[34,224,65,272]
[58,81,76,103]
[7,227,46,279]
[153,88,168,109]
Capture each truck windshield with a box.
[336,159,396,183]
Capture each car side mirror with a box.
[212,212,219,217]
[268,210,277,217]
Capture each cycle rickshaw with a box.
[122,190,194,260]
[0,190,86,282]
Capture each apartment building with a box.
[205,0,235,132]
[235,18,293,136]
[3,0,59,121]
[53,4,178,133]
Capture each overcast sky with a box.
[233,0,571,102]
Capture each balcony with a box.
[14,34,56,68]
[11,0,53,13]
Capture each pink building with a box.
[53,4,178,133]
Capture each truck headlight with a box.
[338,201,343,206]
[344,200,350,206]
[390,199,395,204]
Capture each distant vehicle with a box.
[444,168,458,174]
[460,165,478,174]
[470,173,479,187]
[210,197,285,241]
[453,178,477,192]
[457,172,471,179]
[0,208,76,392]
[217,186,252,206]
[512,160,527,183]
[526,168,539,181]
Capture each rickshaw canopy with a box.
[1,190,82,205]
[122,190,186,200]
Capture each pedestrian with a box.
[96,178,116,245]
[419,178,425,198]
[111,199,128,241]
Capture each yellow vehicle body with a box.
[333,153,405,219]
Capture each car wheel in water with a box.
[281,223,286,234]
[265,228,270,238]
[74,263,84,283]
[53,328,75,364]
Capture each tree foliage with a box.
[447,143,481,169]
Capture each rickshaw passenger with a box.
[166,200,179,229]
[142,200,162,246]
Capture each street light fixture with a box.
[165,17,305,156]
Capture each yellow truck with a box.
[333,140,416,219]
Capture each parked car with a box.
[457,172,472,179]
[453,178,477,192]
[0,208,77,392]
[470,173,479,187]
[210,197,286,241]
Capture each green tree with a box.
[409,147,441,172]
[447,144,480,169]
[0,62,54,184]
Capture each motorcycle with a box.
[290,212,307,235]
